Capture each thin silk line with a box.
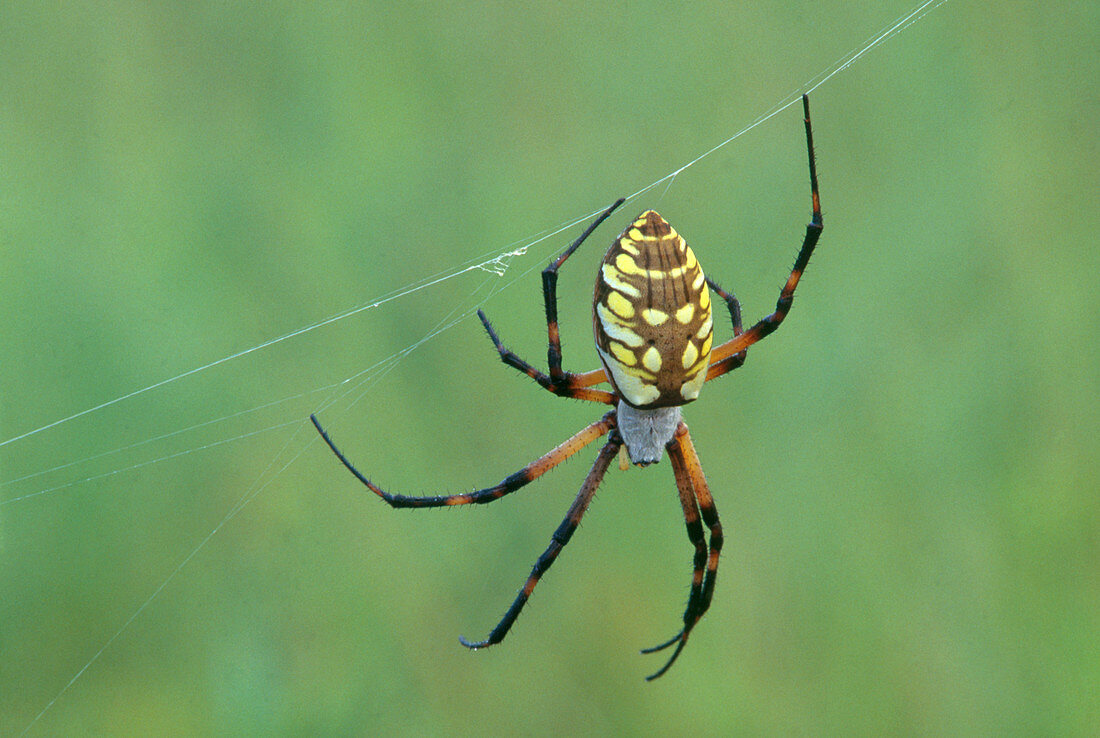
[19,2,952,732]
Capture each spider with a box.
[311,94,822,681]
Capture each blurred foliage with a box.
[2,1,1097,735]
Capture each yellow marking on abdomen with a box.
[699,333,713,358]
[601,263,640,297]
[615,252,690,281]
[675,303,694,324]
[684,246,698,270]
[598,346,660,406]
[684,333,714,378]
[619,376,660,405]
[696,314,713,340]
[642,346,662,372]
[597,303,644,347]
[680,369,706,400]
[608,341,636,366]
[642,308,669,326]
[606,290,635,318]
[615,252,644,276]
[681,341,698,370]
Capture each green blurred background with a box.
[2,2,1097,735]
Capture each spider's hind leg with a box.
[541,198,624,382]
[702,276,748,382]
[471,198,625,406]
[476,309,614,405]
[705,93,823,375]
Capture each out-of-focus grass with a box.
[2,2,1096,735]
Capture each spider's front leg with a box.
[311,411,615,507]
[461,433,622,650]
[642,422,723,681]
[476,198,626,405]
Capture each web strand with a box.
[17,2,952,732]
[3,0,949,459]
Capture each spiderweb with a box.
[6,1,950,732]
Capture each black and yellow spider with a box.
[312,94,822,680]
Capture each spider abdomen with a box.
[593,211,714,409]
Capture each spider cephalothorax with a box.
[312,94,823,680]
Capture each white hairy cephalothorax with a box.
[616,400,682,465]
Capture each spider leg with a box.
[703,276,748,382]
[476,198,623,403]
[642,422,723,681]
[543,198,624,381]
[460,434,622,649]
[477,309,614,405]
[311,411,614,507]
[707,93,823,377]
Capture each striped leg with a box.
[642,422,723,680]
[542,198,625,381]
[707,93,823,377]
[460,435,622,649]
[476,198,624,403]
[702,276,748,382]
[477,310,614,405]
[310,412,615,508]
